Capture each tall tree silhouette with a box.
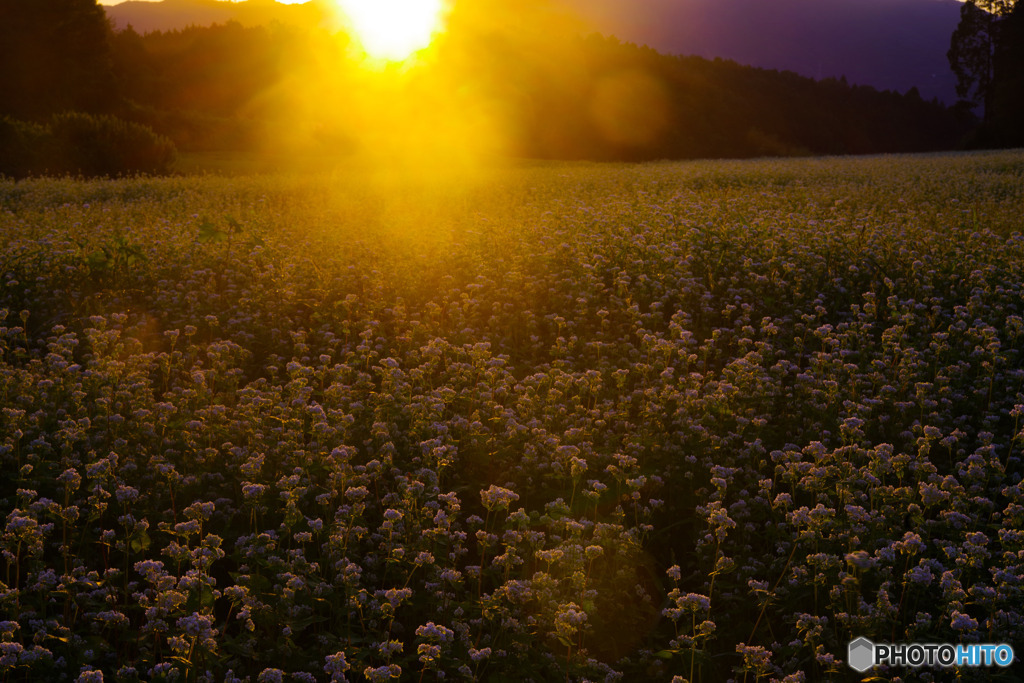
[0,0,117,119]
[991,0,1024,144]
[948,0,1017,123]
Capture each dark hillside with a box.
[560,0,965,104]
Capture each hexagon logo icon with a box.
[848,637,875,672]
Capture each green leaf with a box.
[291,614,330,630]
[185,583,216,612]
[130,528,152,554]
[86,249,108,269]
[201,584,216,608]
[198,221,225,244]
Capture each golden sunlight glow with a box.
[333,0,447,61]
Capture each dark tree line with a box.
[0,0,1019,173]
[949,0,1024,147]
[437,28,971,161]
[109,21,304,152]
[105,20,973,161]
[0,0,177,176]
[0,0,117,119]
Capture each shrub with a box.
[0,112,176,178]
[48,112,177,177]
[0,117,52,178]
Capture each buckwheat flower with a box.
[962,581,995,598]
[895,531,926,554]
[564,519,586,535]
[816,651,837,667]
[950,610,979,631]
[480,485,519,511]
[184,501,215,521]
[2,641,25,664]
[418,642,442,665]
[57,468,82,491]
[907,564,934,585]
[678,593,711,612]
[96,610,129,627]
[115,485,140,504]
[508,508,529,525]
[416,622,454,643]
[845,550,876,571]
[324,652,351,682]
[149,663,174,678]
[168,635,190,654]
[381,587,412,608]
[736,643,772,671]
[554,603,587,637]
[345,486,369,501]
[570,456,588,478]
[536,549,564,564]
[697,620,716,636]
[439,569,462,583]
[469,647,492,662]
[174,519,201,536]
[256,669,284,683]
[963,531,989,549]
[875,546,896,563]
[177,613,215,638]
[363,664,400,682]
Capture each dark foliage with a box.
[949,0,1024,147]
[1,0,1016,163]
[0,112,177,178]
[107,21,973,160]
[0,0,118,119]
[0,118,51,179]
[991,2,1024,146]
[464,34,972,161]
[108,20,301,152]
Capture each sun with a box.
[333,0,447,61]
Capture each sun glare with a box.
[334,0,447,61]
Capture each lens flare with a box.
[333,0,446,61]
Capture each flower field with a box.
[2,150,1024,682]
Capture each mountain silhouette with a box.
[105,0,324,34]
